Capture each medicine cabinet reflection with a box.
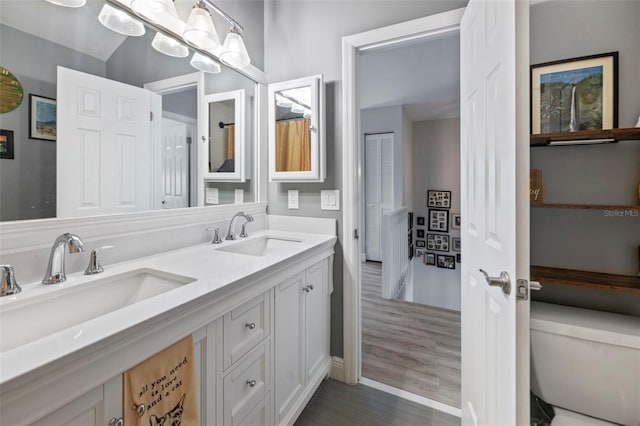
[202,89,247,182]
[268,74,325,182]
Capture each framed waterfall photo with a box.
[531,52,618,134]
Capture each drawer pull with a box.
[246,322,256,330]
[308,284,314,291]
[109,418,124,426]
[246,379,257,387]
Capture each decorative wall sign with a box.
[452,237,461,252]
[427,190,451,208]
[428,209,449,232]
[530,169,544,205]
[0,67,24,114]
[437,254,456,269]
[427,233,449,252]
[408,212,414,229]
[424,252,436,266]
[0,130,15,159]
[451,213,461,230]
[29,94,57,141]
[416,229,425,239]
[416,216,425,226]
[415,248,424,258]
[531,52,618,134]
[456,253,461,263]
[416,239,426,248]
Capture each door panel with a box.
[305,262,327,383]
[460,1,528,425]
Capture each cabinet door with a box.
[274,271,305,424]
[304,261,328,384]
[31,386,107,426]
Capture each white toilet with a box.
[530,302,640,426]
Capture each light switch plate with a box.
[288,190,299,209]
[234,189,244,204]
[206,188,219,205]
[321,189,340,211]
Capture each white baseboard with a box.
[359,377,461,418]
[329,356,345,382]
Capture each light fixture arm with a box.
[201,0,244,33]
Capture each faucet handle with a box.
[1,265,22,297]
[205,227,223,244]
[84,245,114,275]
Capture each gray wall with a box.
[530,0,640,315]
[163,89,197,119]
[411,118,461,310]
[264,0,468,357]
[0,24,106,221]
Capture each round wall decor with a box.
[0,66,24,114]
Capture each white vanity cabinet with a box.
[274,258,331,426]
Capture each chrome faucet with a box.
[225,212,254,240]
[1,265,21,297]
[42,233,85,284]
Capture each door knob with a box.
[479,269,511,295]
[246,379,257,387]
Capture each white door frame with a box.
[341,7,466,386]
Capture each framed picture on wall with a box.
[531,52,618,134]
[428,209,449,232]
[416,229,425,239]
[452,237,461,252]
[416,239,426,248]
[415,248,424,258]
[426,233,449,252]
[424,252,436,266]
[416,216,425,226]
[29,94,57,141]
[0,129,15,159]
[451,213,461,230]
[456,253,461,263]
[437,254,456,269]
[427,190,451,208]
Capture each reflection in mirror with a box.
[0,0,256,221]
[210,99,236,174]
[274,86,312,172]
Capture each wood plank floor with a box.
[295,379,460,426]
[361,262,461,408]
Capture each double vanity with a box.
[0,215,336,426]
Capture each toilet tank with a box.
[530,302,640,426]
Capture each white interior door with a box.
[460,1,529,425]
[57,67,151,217]
[365,133,394,262]
[161,117,190,209]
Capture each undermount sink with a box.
[216,236,302,257]
[0,268,195,352]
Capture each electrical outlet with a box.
[234,189,244,204]
[288,190,299,209]
[206,188,219,205]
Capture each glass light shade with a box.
[131,0,177,23]
[276,96,292,108]
[46,0,86,7]
[190,53,221,74]
[183,6,220,50]
[219,30,250,68]
[291,104,306,114]
[303,110,312,119]
[98,4,145,37]
[152,33,189,58]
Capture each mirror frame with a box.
[202,89,247,182]
[268,74,325,182]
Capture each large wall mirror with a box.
[268,75,325,182]
[0,0,257,221]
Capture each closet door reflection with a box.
[202,89,246,182]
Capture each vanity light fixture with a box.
[219,25,251,68]
[98,3,146,37]
[303,110,312,119]
[131,0,178,25]
[291,104,306,114]
[190,53,221,74]
[183,1,220,50]
[152,32,189,58]
[45,0,86,7]
[276,95,293,108]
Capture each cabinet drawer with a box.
[224,291,271,369]
[223,340,271,426]
[238,391,273,426]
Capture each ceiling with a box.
[0,0,199,62]
[358,32,460,122]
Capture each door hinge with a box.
[516,279,542,300]
[150,111,153,121]
[354,229,359,239]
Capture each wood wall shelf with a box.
[530,128,640,146]
[531,266,640,294]
[531,203,640,211]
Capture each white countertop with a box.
[0,228,336,384]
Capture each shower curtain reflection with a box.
[275,118,311,172]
